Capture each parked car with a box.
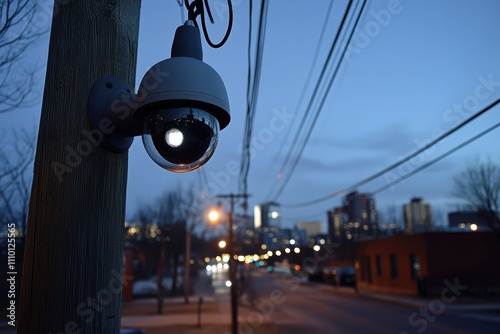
[322,266,355,286]
[337,267,355,286]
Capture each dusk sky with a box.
[1,0,499,231]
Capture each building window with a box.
[390,254,398,279]
[376,255,382,277]
[365,256,372,283]
[410,254,420,280]
[359,257,365,282]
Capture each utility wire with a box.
[263,0,335,199]
[266,0,356,200]
[372,121,500,195]
[270,0,367,201]
[281,98,500,208]
[177,0,186,23]
[240,0,254,194]
[240,0,269,195]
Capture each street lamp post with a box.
[210,193,249,334]
[227,197,238,334]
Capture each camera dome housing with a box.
[136,56,230,172]
[87,21,230,173]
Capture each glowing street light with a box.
[208,209,221,223]
[219,240,227,249]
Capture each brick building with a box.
[355,232,500,296]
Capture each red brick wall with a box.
[356,234,427,295]
[355,232,500,296]
[423,232,500,294]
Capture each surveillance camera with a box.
[142,107,219,172]
[87,20,230,173]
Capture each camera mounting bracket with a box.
[87,77,136,153]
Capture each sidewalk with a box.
[121,270,280,334]
[121,295,278,334]
[317,283,500,323]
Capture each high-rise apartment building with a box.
[254,202,281,229]
[403,197,432,233]
[327,191,379,241]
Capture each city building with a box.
[355,232,500,296]
[327,207,346,242]
[295,221,323,240]
[254,202,281,229]
[403,197,432,234]
[254,202,282,250]
[327,191,379,242]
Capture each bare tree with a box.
[132,189,188,313]
[178,186,204,303]
[0,128,35,237]
[452,158,500,232]
[0,0,47,113]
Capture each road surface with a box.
[244,267,499,334]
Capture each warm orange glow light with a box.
[208,209,220,222]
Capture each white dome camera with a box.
[87,21,230,172]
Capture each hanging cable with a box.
[269,0,367,201]
[265,0,357,200]
[240,0,253,196]
[184,0,233,48]
[263,0,335,199]
[281,98,500,208]
[239,0,269,196]
[372,121,500,195]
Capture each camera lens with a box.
[165,128,184,147]
[142,107,219,172]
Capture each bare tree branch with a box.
[0,0,48,113]
[452,158,500,233]
[0,127,35,236]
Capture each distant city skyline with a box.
[1,0,499,231]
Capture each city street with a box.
[244,268,500,334]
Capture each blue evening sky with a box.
[1,0,499,230]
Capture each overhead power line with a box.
[372,121,500,195]
[239,0,269,197]
[281,98,500,208]
[269,0,367,201]
[263,0,336,199]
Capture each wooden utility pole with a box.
[18,1,141,333]
[216,193,250,334]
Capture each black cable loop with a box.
[184,0,233,48]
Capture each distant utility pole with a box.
[18,1,140,333]
[216,193,250,334]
